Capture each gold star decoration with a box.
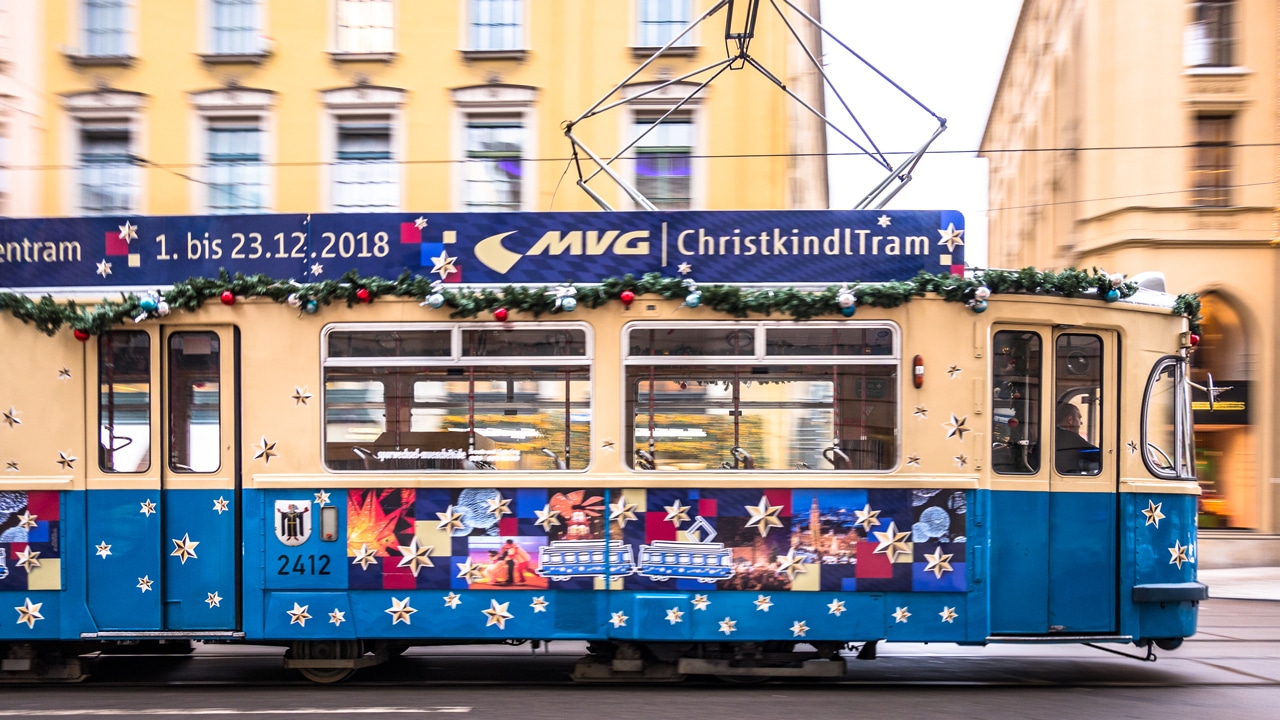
[609,498,638,528]
[140,499,157,516]
[692,594,710,611]
[665,607,684,624]
[943,414,971,440]
[414,216,428,230]
[14,598,43,629]
[530,596,548,613]
[775,548,808,581]
[1142,500,1166,528]
[213,497,230,514]
[3,406,21,428]
[936,222,964,252]
[396,537,435,577]
[828,599,847,616]
[718,617,737,635]
[664,499,691,527]
[17,511,37,530]
[96,260,112,278]
[430,250,458,279]
[57,450,77,470]
[253,437,277,464]
[444,592,462,609]
[171,533,200,564]
[456,558,485,583]
[95,542,112,558]
[437,505,467,533]
[478,600,513,631]
[386,597,417,625]
[292,386,313,406]
[790,621,809,637]
[206,592,222,608]
[610,611,628,628]
[939,606,958,623]
[534,505,562,532]
[486,492,513,519]
[15,547,40,572]
[947,365,962,378]
[924,546,954,579]
[329,609,346,625]
[893,606,911,623]
[744,495,784,537]
[872,520,913,563]
[138,576,154,592]
[118,220,138,243]
[853,503,881,532]
[753,595,773,612]
[1169,540,1190,570]
[287,603,312,627]
[352,543,379,571]
[314,490,331,507]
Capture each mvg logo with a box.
[475,229,651,274]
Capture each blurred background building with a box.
[981,0,1280,560]
[0,0,826,219]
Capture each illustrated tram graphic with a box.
[537,540,637,580]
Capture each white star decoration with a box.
[718,617,737,635]
[753,595,773,612]
[1169,540,1190,570]
[58,368,72,380]
[386,597,416,625]
[413,216,428,230]
[2,406,20,427]
[744,495,784,537]
[138,576,153,592]
[444,592,462,609]
[775,548,807,580]
[790,620,809,637]
[171,533,200,564]
[213,497,230,514]
[311,262,324,276]
[664,499,691,527]
[96,260,113,278]
[15,598,43,629]
[665,607,684,625]
[937,223,964,252]
[893,606,911,623]
[5,460,17,472]
[943,414,971,440]
[140,499,157,516]
[486,493,513,518]
[430,250,458,280]
[456,558,485,582]
[437,505,466,533]
[534,505,562,532]
[872,520,912,563]
[292,386,313,406]
[940,606,958,623]
[913,406,928,419]
[1142,500,1165,528]
[853,503,881,532]
[947,365,962,379]
[95,542,112,559]
[329,609,346,626]
[610,611,628,628]
[17,511,37,530]
[677,262,693,275]
[827,599,846,616]
[877,214,892,227]
[313,490,330,507]
[352,543,379,571]
[531,596,548,613]
[206,592,222,608]
[287,602,312,627]
[118,221,138,243]
[396,537,435,577]
[923,546,954,579]
[57,450,77,470]
[15,547,40,572]
[609,498,639,528]
[692,594,710,611]
[253,437,277,464]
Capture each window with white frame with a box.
[1186,1,1235,67]
[83,0,130,57]
[78,121,137,216]
[210,0,261,55]
[333,116,398,212]
[633,113,692,210]
[469,0,522,51]
[336,0,394,54]
[464,118,523,211]
[637,0,692,48]
[206,119,266,214]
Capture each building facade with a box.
[5,0,824,220]
[980,0,1280,547]
[0,0,44,217]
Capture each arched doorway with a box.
[1190,292,1255,528]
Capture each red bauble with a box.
[356,288,371,303]
[1008,418,1019,428]
[73,329,91,342]
[620,290,636,306]
[1189,333,1201,347]
[493,307,509,321]
[220,290,236,305]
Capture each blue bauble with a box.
[560,296,577,312]
[971,300,988,313]
[1104,288,1120,302]
[685,291,702,308]
[304,300,319,314]
[139,296,159,312]
[426,293,445,309]
[841,305,856,317]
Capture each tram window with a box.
[98,331,151,473]
[322,324,591,472]
[991,331,1041,474]
[168,332,221,473]
[625,323,899,472]
[326,330,450,358]
[1143,357,1193,479]
[1054,334,1103,476]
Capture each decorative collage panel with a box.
[0,491,61,591]
[346,487,966,593]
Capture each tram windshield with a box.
[1144,356,1196,479]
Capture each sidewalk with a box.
[1198,566,1280,601]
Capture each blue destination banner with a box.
[0,210,965,290]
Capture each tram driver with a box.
[1055,403,1100,474]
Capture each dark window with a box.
[991,330,1042,475]
[1191,115,1232,207]
[99,331,150,473]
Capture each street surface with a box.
[0,597,1276,718]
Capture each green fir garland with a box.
[0,267,1198,339]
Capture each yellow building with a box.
[3,0,825,219]
[980,1,1280,556]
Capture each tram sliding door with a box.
[1047,329,1118,632]
[159,326,240,632]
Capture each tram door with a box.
[1047,329,1118,632]
[159,327,240,632]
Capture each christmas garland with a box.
[0,267,1200,338]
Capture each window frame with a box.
[1190,113,1233,208]
[190,88,276,214]
[623,81,704,210]
[332,0,396,59]
[466,0,525,54]
[451,84,538,212]
[1141,355,1197,481]
[79,0,133,60]
[61,90,148,216]
[1186,0,1235,68]
[622,320,902,473]
[321,86,406,213]
[635,0,695,51]
[202,0,269,61]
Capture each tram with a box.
[0,209,1206,683]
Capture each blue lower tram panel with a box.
[0,487,1203,646]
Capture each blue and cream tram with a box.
[0,209,1205,682]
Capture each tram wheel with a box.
[291,640,363,684]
